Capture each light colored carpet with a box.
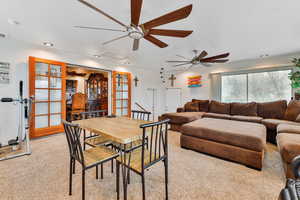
[0,131,285,200]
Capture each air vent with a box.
[0,33,6,38]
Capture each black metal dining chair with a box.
[80,110,115,177]
[116,119,170,200]
[113,110,152,152]
[63,120,119,200]
[131,110,152,121]
[80,110,111,151]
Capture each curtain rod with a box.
[210,63,294,75]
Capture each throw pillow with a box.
[209,100,230,114]
[192,99,210,112]
[257,100,287,119]
[184,102,200,112]
[284,100,300,121]
[230,102,258,116]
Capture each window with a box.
[221,69,292,102]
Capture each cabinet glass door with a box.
[29,57,66,138]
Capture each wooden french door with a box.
[112,71,131,117]
[29,57,66,138]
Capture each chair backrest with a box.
[63,120,85,166]
[140,119,170,170]
[72,93,86,110]
[132,110,151,121]
[80,110,106,119]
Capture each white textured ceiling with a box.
[1,0,300,69]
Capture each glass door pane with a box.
[36,62,48,75]
[50,102,61,113]
[50,77,62,89]
[50,90,61,101]
[35,103,48,115]
[50,114,61,126]
[35,89,48,101]
[35,76,48,88]
[35,116,48,128]
[50,65,61,77]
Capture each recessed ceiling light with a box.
[8,19,20,26]
[259,54,269,58]
[43,42,54,47]
[93,55,101,58]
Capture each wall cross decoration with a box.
[116,74,122,86]
[133,76,139,87]
[169,74,176,87]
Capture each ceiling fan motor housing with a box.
[128,26,144,40]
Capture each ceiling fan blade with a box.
[202,59,229,63]
[173,62,191,67]
[200,53,230,62]
[131,0,143,26]
[133,39,140,51]
[166,60,190,63]
[144,35,168,48]
[176,54,189,60]
[78,0,128,28]
[149,29,193,37]
[196,50,208,60]
[102,35,129,45]
[74,26,126,32]
[141,4,193,29]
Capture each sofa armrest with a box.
[177,107,185,113]
[277,124,300,135]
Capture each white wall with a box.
[0,39,163,145]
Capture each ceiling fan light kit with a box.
[76,0,193,51]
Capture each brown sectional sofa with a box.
[160,99,300,175]
[277,124,300,178]
[162,99,300,144]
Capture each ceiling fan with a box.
[166,50,230,70]
[76,0,193,51]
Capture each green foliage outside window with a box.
[289,58,300,94]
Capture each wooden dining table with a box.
[73,116,151,200]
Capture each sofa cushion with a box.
[231,115,263,123]
[181,118,266,152]
[209,100,231,114]
[230,102,258,116]
[262,119,300,130]
[257,100,287,119]
[277,133,300,163]
[203,112,232,120]
[277,124,300,134]
[284,100,300,121]
[192,99,210,112]
[160,112,204,124]
[184,102,200,112]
